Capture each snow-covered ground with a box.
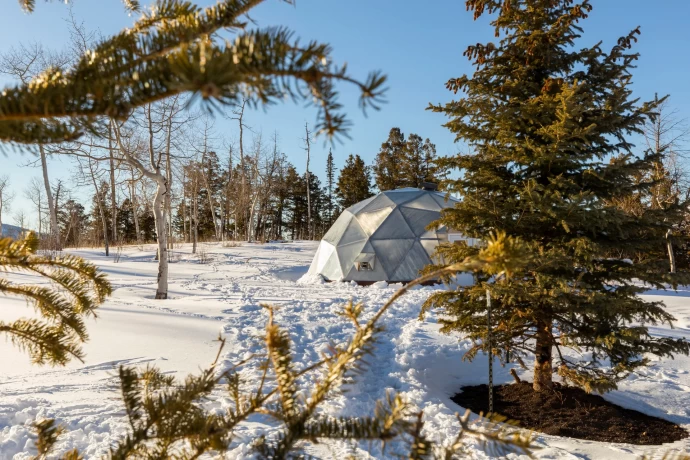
[0,241,689,459]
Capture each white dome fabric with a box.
[307,188,459,283]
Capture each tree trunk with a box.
[533,318,554,391]
[166,120,174,250]
[109,130,118,245]
[304,123,312,240]
[39,145,59,250]
[667,229,676,273]
[95,185,110,257]
[192,188,198,254]
[153,177,168,299]
[53,182,62,248]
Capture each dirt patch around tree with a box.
[452,382,688,445]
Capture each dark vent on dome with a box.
[421,182,438,191]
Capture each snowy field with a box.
[0,241,689,459]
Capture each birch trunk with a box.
[192,190,199,254]
[94,183,110,256]
[153,177,169,299]
[39,145,59,250]
[109,130,118,245]
[304,123,312,240]
[166,119,174,250]
[131,179,142,244]
[667,229,677,273]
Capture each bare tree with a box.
[13,209,28,235]
[112,106,171,299]
[643,95,690,273]
[25,177,46,237]
[0,176,15,237]
[303,123,313,240]
[231,100,252,241]
[0,43,69,249]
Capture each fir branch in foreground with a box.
[2,0,386,147]
[0,232,112,365]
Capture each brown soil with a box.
[452,382,688,445]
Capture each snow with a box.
[1,241,689,459]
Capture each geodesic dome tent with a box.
[307,187,461,283]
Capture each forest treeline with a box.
[0,106,442,250]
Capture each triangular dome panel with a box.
[370,239,415,278]
[420,239,443,264]
[320,250,343,280]
[371,208,415,240]
[323,211,353,245]
[391,241,431,281]
[347,196,376,214]
[339,217,367,245]
[430,193,451,208]
[401,193,443,211]
[400,207,440,237]
[359,194,395,213]
[336,240,368,276]
[384,190,424,205]
[311,240,336,273]
[357,207,393,236]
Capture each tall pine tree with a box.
[373,128,440,191]
[336,154,373,208]
[325,149,337,226]
[425,0,690,393]
[373,128,407,191]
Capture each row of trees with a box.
[1,114,442,250]
[0,127,434,247]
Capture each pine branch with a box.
[0,233,111,365]
[1,0,386,148]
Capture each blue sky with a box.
[1,0,690,227]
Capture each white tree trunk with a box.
[153,177,169,299]
[131,178,142,244]
[109,134,118,245]
[304,123,312,240]
[39,145,59,249]
[667,229,676,274]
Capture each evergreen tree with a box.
[325,148,337,226]
[425,0,690,393]
[373,128,440,191]
[58,199,89,249]
[373,127,407,191]
[404,133,439,187]
[117,198,137,243]
[336,154,373,208]
[89,182,112,248]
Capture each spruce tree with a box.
[374,127,407,191]
[374,128,440,191]
[336,154,373,208]
[425,0,690,393]
[325,148,337,225]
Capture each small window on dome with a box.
[355,253,375,271]
[358,261,372,271]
